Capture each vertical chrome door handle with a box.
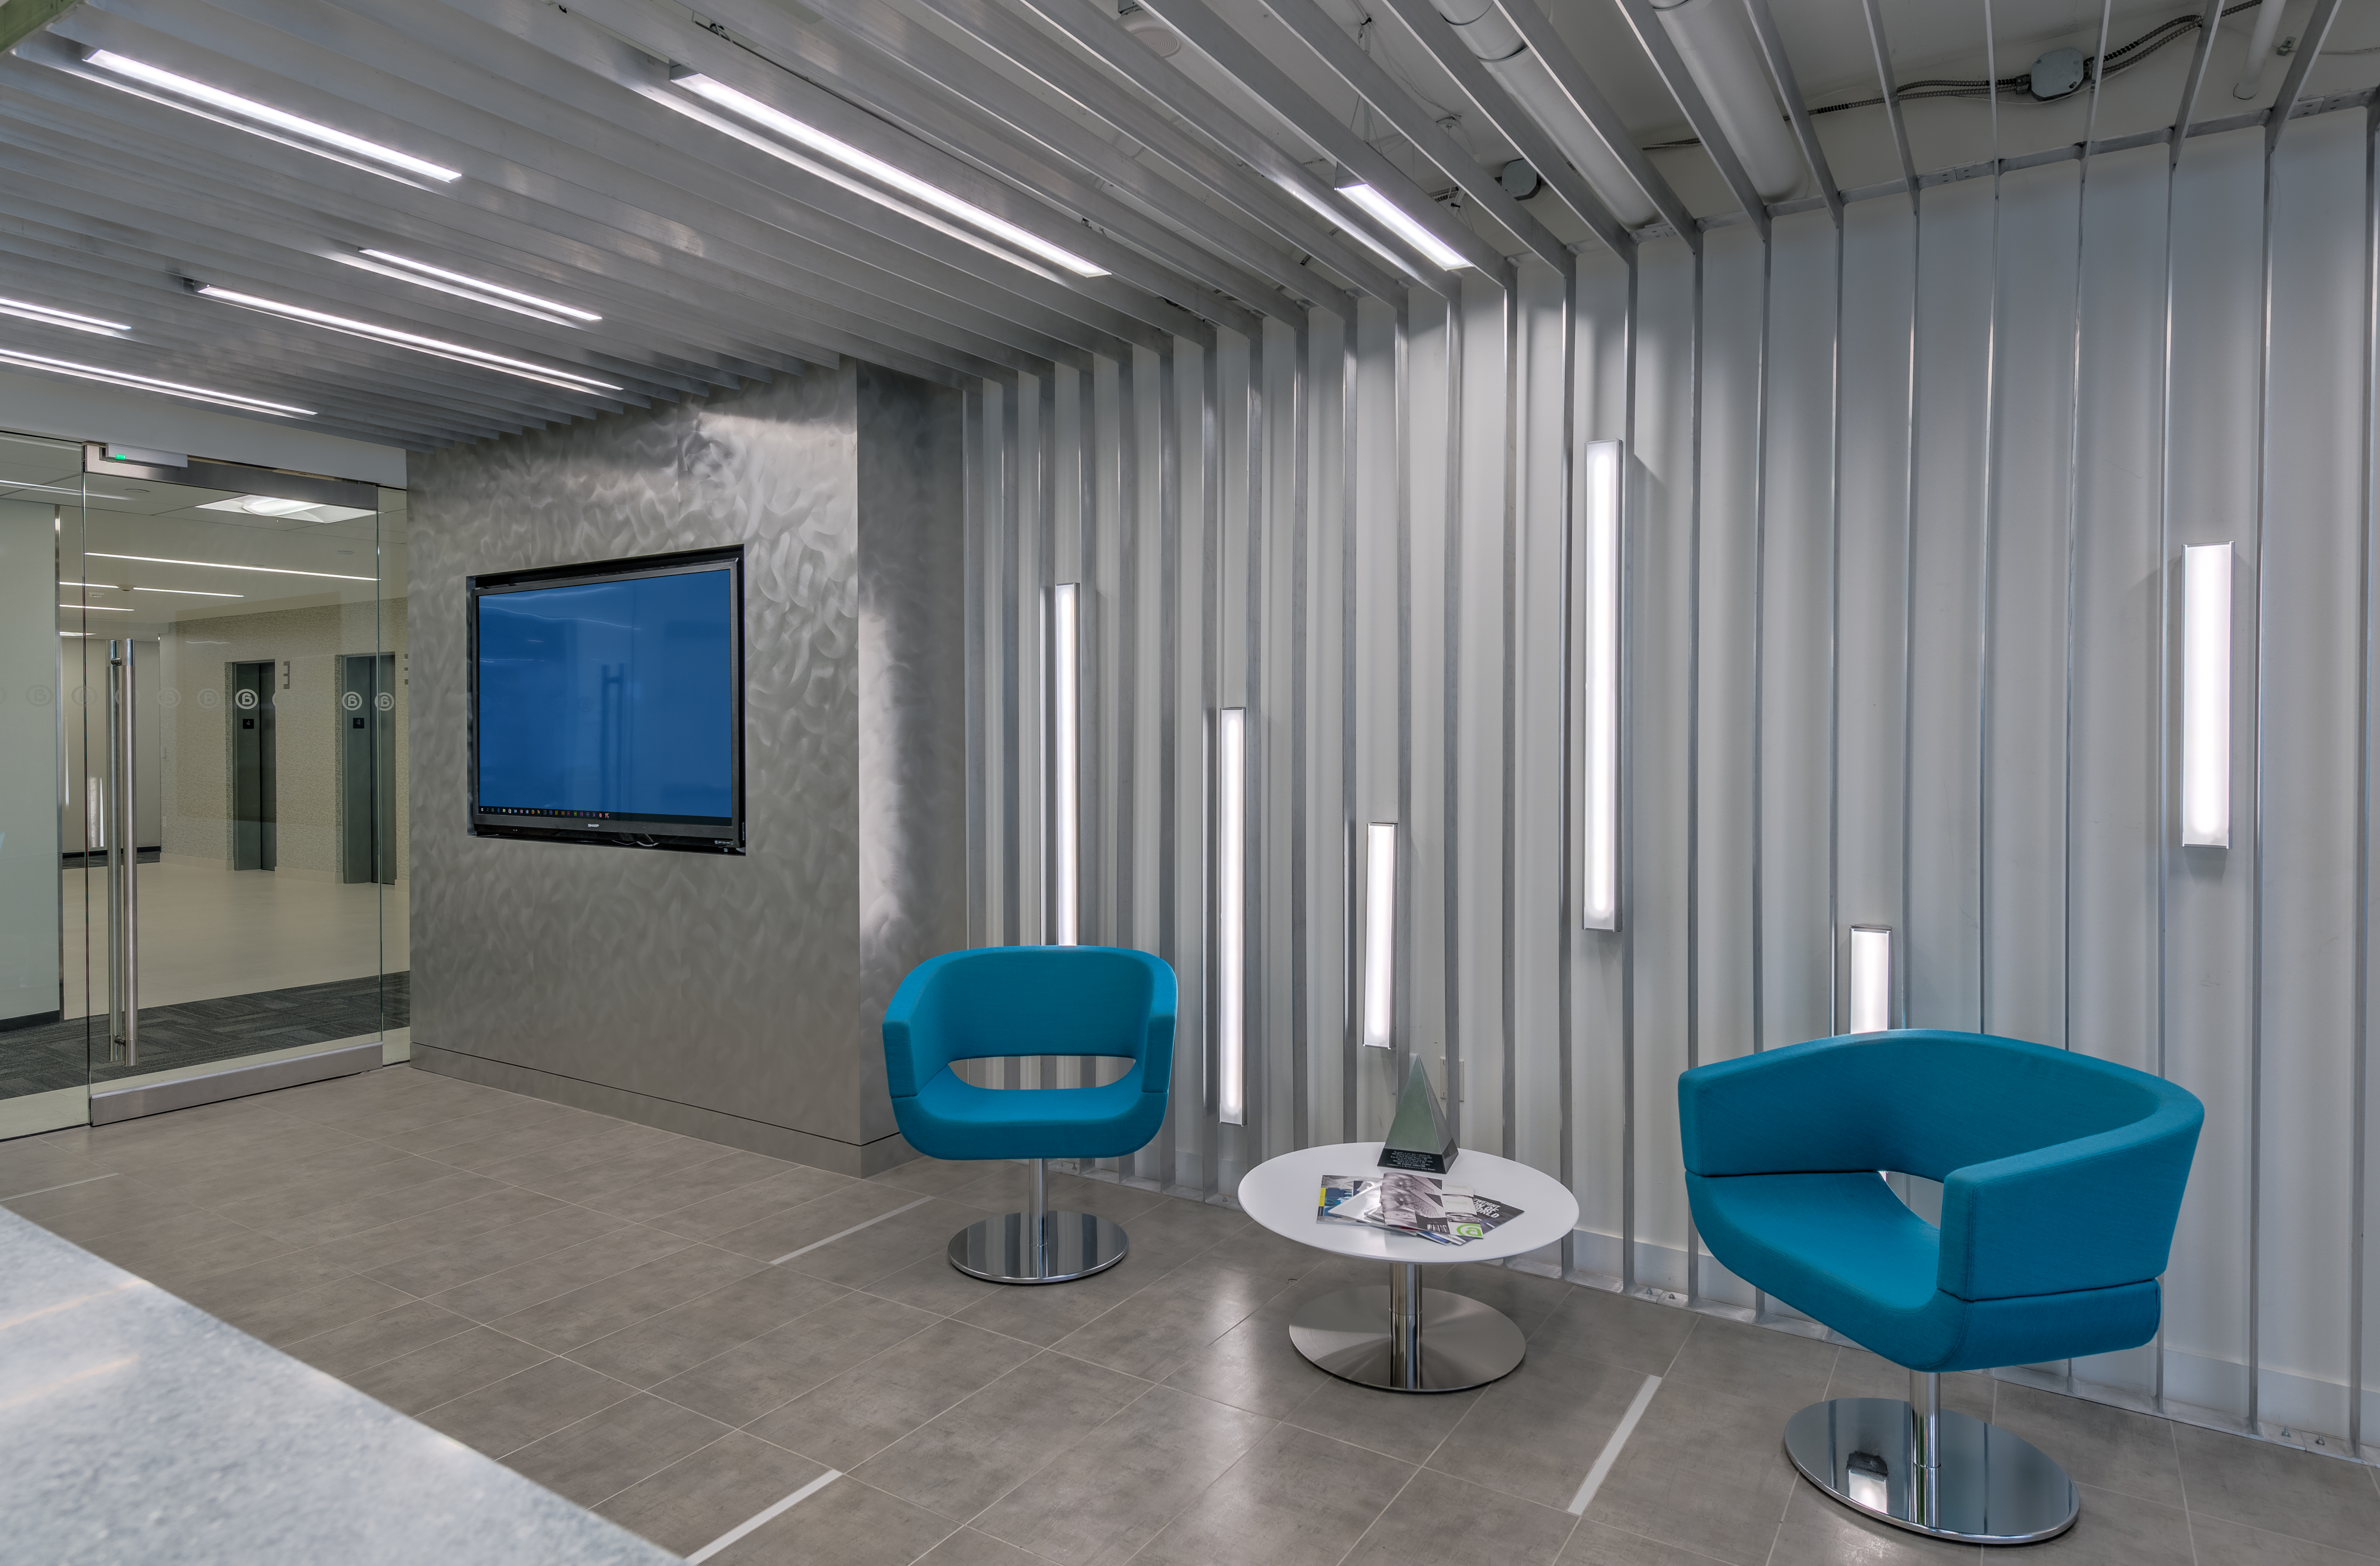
[107,640,137,1067]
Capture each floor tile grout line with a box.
[684,1466,844,1564]
[0,1171,122,1202]
[1325,1451,1425,1566]
[412,1354,647,1445]
[943,1374,1176,1534]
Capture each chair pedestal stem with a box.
[1909,1370,1943,1531]
[1028,1158,1048,1279]
[944,1157,1128,1285]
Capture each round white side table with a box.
[1236,1141,1580,1393]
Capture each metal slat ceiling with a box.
[2,0,2360,451]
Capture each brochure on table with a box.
[1317,1170,1525,1247]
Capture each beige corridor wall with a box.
[0,499,60,1027]
[158,597,408,883]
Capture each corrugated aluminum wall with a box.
[964,110,2379,1457]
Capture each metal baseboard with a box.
[89,1042,384,1125]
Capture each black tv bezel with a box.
[466,545,747,855]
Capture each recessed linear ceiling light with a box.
[1336,184,1469,272]
[190,285,620,395]
[351,250,601,323]
[669,71,1109,280]
[59,581,120,590]
[132,586,243,598]
[330,254,588,329]
[87,551,372,583]
[82,50,462,184]
[0,296,129,335]
[195,494,375,524]
[0,346,314,418]
[64,602,134,611]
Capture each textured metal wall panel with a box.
[411,366,958,1156]
[856,365,970,1143]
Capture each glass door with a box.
[0,432,81,1137]
[0,431,405,1137]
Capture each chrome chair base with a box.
[948,1211,1128,1285]
[1287,1266,1526,1392]
[1784,1395,2079,1545]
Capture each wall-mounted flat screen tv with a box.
[468,546,745,853]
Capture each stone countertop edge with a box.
[0,1207,679,1565]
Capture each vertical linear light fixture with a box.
[1362,822,1399,1049]
[1848,926,1893,1034]
[2181,543,2234,847]
[1050,583,1081,944]
[1216,708,1248,1125]
[1580,438,1624,930]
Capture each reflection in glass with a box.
[0,430,406,1132]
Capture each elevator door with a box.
[340,653,396,885]
[230,659,276,873]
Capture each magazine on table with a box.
[1316,1171,1524,1245]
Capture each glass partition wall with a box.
[0,429,404,1138]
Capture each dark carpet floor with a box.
[0,972,409,1095]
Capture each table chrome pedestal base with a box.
[1784,1391,2079,1545]
[1288,1265,1525,1392]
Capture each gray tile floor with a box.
[3,1064,2377,1566]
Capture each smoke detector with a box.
[1119,3,1182,56]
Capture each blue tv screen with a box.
[469,550,743,850]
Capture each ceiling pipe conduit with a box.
[1611,0,1768,235]
[1740,0,1840,222]
[1258,0,1566,273]
[1648,0,1805,203]
[1474,0,1697,245]
[1369,0,1632,257]
[1427,0,1657,230]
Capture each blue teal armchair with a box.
[884,946,1175,1284]
[1679,1029,2202,1545]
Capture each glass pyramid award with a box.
[1379,1056,1458,1175]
